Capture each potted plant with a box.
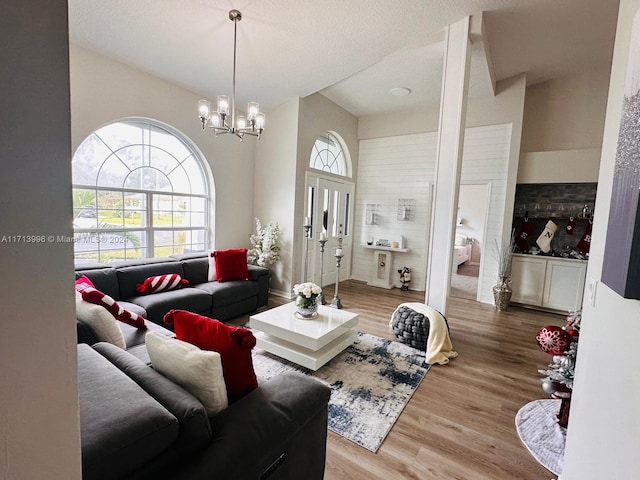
[247,218,281,267]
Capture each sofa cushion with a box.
[81,287,146,329]
[120,319,175,351]
[78,344,179,480]
[193,279,259,307]
[93,342,212,455]
[212,248,249,282]
[136,274,189,294]
[75,291,126,349]
[163,309,258,403]
[76,266,120,299]
[127,288,212,326]
[146,331,228,416]
[115,260,184,300]
[170,253,210,285]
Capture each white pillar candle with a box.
[335,248,343,256]
[320,232,327,241]
[304,216,310,226]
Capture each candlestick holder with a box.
[318,238,328,304]
[330,251,344,309]
[302,222,312,282]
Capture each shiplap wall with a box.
[353,124,512,303]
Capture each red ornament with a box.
[567,329,578,338]
[536,325,571,355]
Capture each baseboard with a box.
[269,288,293,299]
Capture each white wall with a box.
[70,45,256,249]
[353,124,511,302]
[0,1,81,478]
[563,1,640,478]
[253,93,358,296]
[253,98,300,295]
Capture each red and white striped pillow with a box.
[136,274,189,295]
[80,287,146,329]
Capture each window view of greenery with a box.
[72,121,209,263]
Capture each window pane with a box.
[123,192,147,228]
[344,192,351,236]
[97,155,131,188]
[309,132,347,176]
[125,166,172,192]
[73,188,98,228]
[168,165,192,194]
[182,156,206,194]
[73,135,112,185]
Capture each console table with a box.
[362,245,410,289]
[515,399,566,477]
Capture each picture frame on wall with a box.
[602,8,640,300]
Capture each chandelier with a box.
[198,10,265,140]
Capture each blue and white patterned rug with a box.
[251,332,429,452]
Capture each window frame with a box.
[71,118,211,262]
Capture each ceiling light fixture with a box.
[198,10,265,140]
[390,87,411,97]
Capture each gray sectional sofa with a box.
[79,342,331,480]
[75,252,270,341]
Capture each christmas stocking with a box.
[536,220,557,253]
[565,217,576,235]
[515,220,537,252]
[577,221,593,255]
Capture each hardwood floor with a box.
[239,280,566,479]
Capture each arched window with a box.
[72,119,210,263]
[309,131,349,176]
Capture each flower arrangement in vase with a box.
[293,282,322,318]
[247,218,281,267]
[493,230,516,311]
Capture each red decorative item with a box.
[136,274,189,294]
[164,309,258,403]
[577,221,593,255]
[567,329,578,337]
[565,217,576,235]
[515,220,537,252]
[81,287,146,329]
[536,325,571,355]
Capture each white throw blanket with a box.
[390,303,458,365]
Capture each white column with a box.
[425,16,471,313]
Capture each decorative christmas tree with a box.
[535,309,581,427]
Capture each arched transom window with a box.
[71,119,210,262]
[309,131,348,176]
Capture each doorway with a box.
[450,183,490,300]
[304,173,354,287]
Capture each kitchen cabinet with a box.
[511,254,587,312]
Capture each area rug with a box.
[251,332,429,452]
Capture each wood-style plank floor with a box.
[238,280,566,479]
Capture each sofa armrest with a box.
[248,265,271,307]
[174,372,330,480]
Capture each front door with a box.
[304,174,354,288]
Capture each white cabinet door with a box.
[511,256,547,306]
[542,259,587,311]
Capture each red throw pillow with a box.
[81,287,146,329]
[136,274,189,294]
[75,275,95,292]
[213,248,249,282]
[164,309,257,402]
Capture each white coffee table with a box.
[249,302,359,370]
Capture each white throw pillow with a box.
[75,291,126,349]
[145,331,228,415]
[207,251,217,281]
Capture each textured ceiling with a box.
[68,0,619,117]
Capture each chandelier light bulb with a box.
[217,95,229,115]
[247,102,259,119]
[211,112,222,127]
[237,115,247,129]
[255,112,265,130]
